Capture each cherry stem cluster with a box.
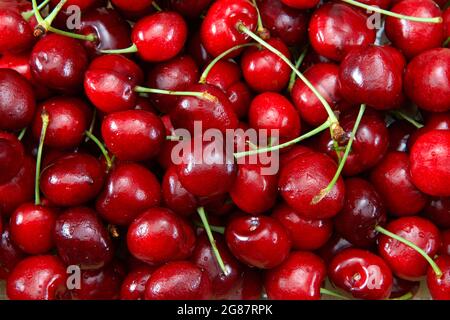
[35,112,50,206]
[391,110,424,129]
[22,0,50,21]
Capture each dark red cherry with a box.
[318,234,353,264]
[162,166,198,217]
[390,276,420,299]
[339,45,405,110]
[241,38,291,92]
[6,255,67,300]
[31,97,90,150]
[0,8,33,53]
[281,0,319,9]
[278,151,345,219]
[225,215,291,269]
[127,207,195,265]
[200,0,257,57]
[442,230,450,255]
[385,0,445,59]
[49,0,103,11]
[10,203,56,254]
[120,266,154,300]
[427,255,450,300]
[110,0,154,19]
[147,55,199,113]
[378,216,441,281]
[168,0,213,19]
[0,131,24,184]
[54,207,113,270]
[404,48,450,113]
[101,110,165,161]
[144,261,212,300]
[425,197,450,228]
[329,248,393,300]
[410,130,450,197]
[96,162,161,225]
[370,151,428,216]
[0,69,35,131]
[272,203,332,251]
[40,153,105,207]
[264,251,326,300]
[132,11,187,62]
[308,3,376,61]
[0,226,26,279]
[30,34,89,93]
[388,120,416,152]
[223,268,262,300]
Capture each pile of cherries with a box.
[0,0,450,300]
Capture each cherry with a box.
[339,45,405,110]
[54,207,113,270]
[318,235,353,264]
[200,0,257,58]
[144,261,212,300]
[279,145,313,167]
[30,34,89,93]
[168,0,213,19]
[278,151,345,219]
[162,166,198,217]
[0,8,34,53]
[6,255,67,300]
[225,214,291,269]
[404,48,450,113]
[328,248,393,300]
[370,151,428,216]
[110,0,154,19]
[0,226,26,279]
[101,110,165,161]
[272,203,332,251]
[378,216,441,281]
[442,230,450,255]
[0,69,36,131]
[96,162,161,225]
[385,0,445,59]
[0,131,25,184]
[40,153,105,207]
[390,277,419,299]
[127,207,196,265]
[120,266,154,300]
[409,130,450,197]
[427,255,450,300]
[223,268,262,300]
[409,112,450,148]
[388,120,416,152]
[264,251,326,300]
[425,197,450,228]
[280,0,319,9]
[49,0,102,11]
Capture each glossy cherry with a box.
[280,0,319,9]
[0,8,34,53]
[318,234,353,264]
[425,197,450,228]
[110,0,153,19]
[162,166,198,217]
[388,120,416,153]
[0,226,26,279]
[427,255,450,300]
[168,0,213,19]
[120,266,154,300]
[442,230,450,255]
[0,131,24,184]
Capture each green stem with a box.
[84,109,97,143]
[234,120,330,158]
[288,46,308,92]
[197,207,228,275]
[31,0,46,25]
[152,1,162,11]
[391,110,424,129]
[47,26,96,41]
[312,104,366,204]
[22,0,50,21]
[85,131,112,170]
[320,288,350,300]
[390,292,414,300]
[375,225,443,278]
[17,128,27,141]
[35,112,50,206]
[100,43,138,54]
[199,43,257,83]
[341,0,443,23]
[251,0,266,35]
[444,37,450,47]
[166,135,182,141]
[43,0,67,27]
[135,86,217,102]
[194,220,225,234]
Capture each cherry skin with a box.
[409,112,450,148]
[409,130,450,197]
[0,69,36,131]
[40,153,105,207]
[0,131,24,184]
[390,276,420,299]
[378,216,441,281]
[278,151,345,219]
[144,261,212,300]
[281,0,319,9]
[370,151,428,216]
[0,8,33,54]
[162,166,198,217]
[385,0,445,59]
[96,162,161,225]
[318,234,353,265]
[427,255,450,300]
[404,48,450,113]
[49,0,103,11]
[388,120,416,152]
[168,0,213,19]
[120,266,154,300]
[308,3,376,61]
[0,226,26,279]
[329,248,393,300]
[132,11,188,62]
[54,207,114,270]
[110,0,154,19]
[10,203,56,255]
[272,203,333,251]
[32,97,90,150]
[442,230,450,255]
[339,45,405,110]
[225,215,291,269]
[6,255,67,300]
[279,145,313,167]
[127,207,196,265]
[200,0,257,58]
[223,268,262,300]
[425,197,450,228]
[264,251,326,300]
[30,34,89,93]
[101,110,165,161]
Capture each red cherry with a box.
[162,166,198,217]
[168,0,213,19]
[127,207,196,265]
[0,131,24,184]
[264,251,326,300]
[120,266,154,300]
[225,215,291,269]
[6,255,67,300]
[329,248,393,300]
[280,0,319,9]
[49,0,102,11]
[427,255,450,300]
[425,197,450,228]
[441,230,450,255]
[110,0,154,19]
[144,261,212,300]
[0,226,26,279]
[222,268,262,300]
[0,8,33,53]
[409,112,450,148]
[279,145,313,167]
[388,120,416,152]
[318,234,353,264]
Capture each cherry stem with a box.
[32,0,46,25]
[166,135,182,141]
[341,0,443,23]
[17,128,27,141]
[46,26,96,41]
[197,207,228,275]
[33,0,67,36]
[234,119,330,158]
[391,110,424,129]
[199,43,258,84]
[193,220,225,234]
[236,23,341,135]
[390,292,414,300]
[84,109,97,143]
[35,112,50,206]
[152,1,162,11]
[374,225,442,278]
[444,37,450,47]
[22,0,50,21]
[320,288,350,300]
[108,224,120,238]
[135,85,217,102]
[84,131,113,170]
[251,0,266,35]
[288,45,308,92]
[100,43,138,54]
[312,104,366,205]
